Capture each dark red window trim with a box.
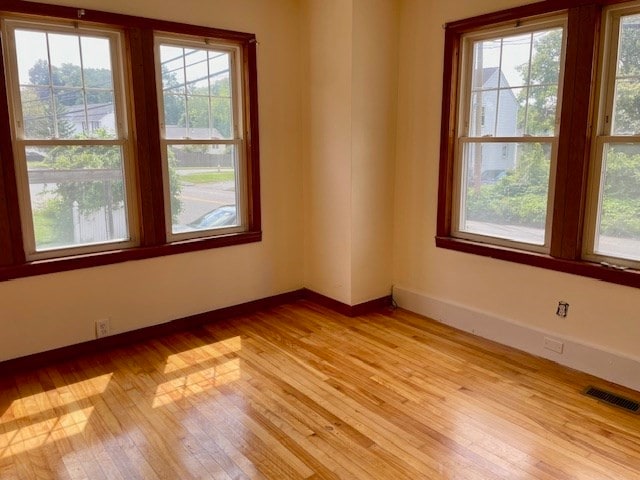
[437,0,640,289]
[0,0,261,282]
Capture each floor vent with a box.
[584,386,640,413]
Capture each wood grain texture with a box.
[1,300,639,479]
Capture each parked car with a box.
[174,205,237,233]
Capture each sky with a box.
[14,29,112,85]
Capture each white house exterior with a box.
[471,67,519,182]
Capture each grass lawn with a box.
[179,171,235,184]
[33,210,57,245]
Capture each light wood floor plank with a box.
[2,300,640,479]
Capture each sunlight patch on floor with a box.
[0,406,95,459]
[152,358,241,408]
[162,336,242,374]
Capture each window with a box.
[438,1,640,288]
[454,19,565,250]
[585,5,640,267]
[156,37,245,239]
[0,3,260,280]
[3,20,136,259]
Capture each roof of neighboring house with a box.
[165,125,225,140]
[482,67,500,83]
[62,103,114,123]
[478,67,517,103]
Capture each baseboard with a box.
[302,289,392,317]
[0,288,393,374]
[0,289,306,375]
[393,285,640,392]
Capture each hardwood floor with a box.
[1,300,639,479]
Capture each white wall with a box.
[302,0,398,305]
[302,0,354,305]
[393,0,640,366]
[0,0,304,361]
[351,0,399,304]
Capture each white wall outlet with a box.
[544,336,564,354]
[95,318,110,338]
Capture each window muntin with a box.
[586,8,640,266]
[156,38,245,239]
[454,21,565,250]
[3,20,136,259]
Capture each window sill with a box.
[0,230,262,282]
[435,236,640,289]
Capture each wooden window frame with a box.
[583,1,640,268]
[154,35,248,242]
[0,0,261,281]
[437,0,640,289]
[452,16,567,253]
[2,19,138,261]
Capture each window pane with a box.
[26,146,129,251]
[15,29,117,140]
[211,96,232,139]
[497,88,524,136]
[14,30,49,86]
[160,46,186,93]
[611,14,640,135]
[160,44,233,140]
[470,90,497,137]
[54,88,85,139]
[617,14,640,78]
[185,49,209,90]
[48,33,82,87]
[468,27,563,138]
[167,144,239,234]
[525,85,558,136]
[186,95,210,138]
[21,86,55,138]
[460,142,551,245]
[81,37,113,88]
[500,33,532,88]
[593,144,640,262]
[612,79,640,135]
[164,94,187,138]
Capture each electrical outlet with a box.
[556,301,569,317]
[95,318,110,338]
[544,337,564,354]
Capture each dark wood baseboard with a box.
[0,288,391,374]
[301,288,392,317]
[0,289,305,375]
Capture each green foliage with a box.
[21,86,75,139]
[466,144,550,228]
[467,187,548,228]
[468,27,640,240]
[46,132,124,216]
[598,149,640,237]
[167,149,182,220]
[613,18,640,134]
[32,130,125,245]
[612,82,640,134]
[33,198,73,245]
[25,56,187,244]
[175,77,232,138]
[467,147,640,238]
[600,198,640,237]
[29,60,113,106]
[516,29,562,136]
